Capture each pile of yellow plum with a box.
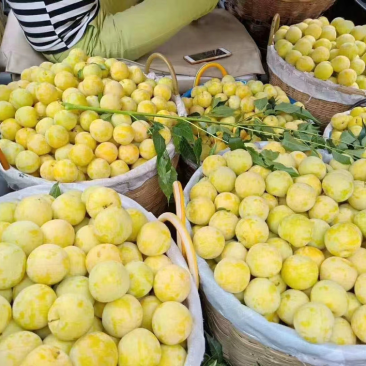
[0,49,175,183]
[0,186,192,366]
[187,144,366,345]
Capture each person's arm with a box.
[98,0,219,60]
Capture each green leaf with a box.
[173,121,194,143]
[49,183,62,199]
[268,96,277,107]
[228,137,244,151]
[296,109,321,124]
[332,151,352,165]
[272,162,299,177]
[295,130,312,143]
[172,121,200,163]
[312,134,326,147]
[254,97,268,111]
[282,132,310,152]
[246,147,267,167]
[298,122,320,135]
[98,93,103,102]
[100,113,112,122]
[172,134,180,152]
[205,332,224,363]
[345,149,364,158]
[152,130,166,156]
[261,149,279,162]
[77,69,83,80]
[274,103,320,124]
[152,131,177,200]
[335,142,348,151]
[340,131,357,145]
[151,122,164,131]
[206,125,220,135]
[211,97,221,109]
[208,106,235,118]
[223,132,231,143]
[206,125,232,136]
[193,138,202,165]
[180,138,199,164]
[157,154,178,200]
[264,109,276,116]
[362,136,366,147]
[358,123,366,142]
[275,102,299,114]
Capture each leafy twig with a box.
[62,102,366,186]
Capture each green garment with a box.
[46,0,218,62]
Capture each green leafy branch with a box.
[252,97,321,125]
[228,115,366,165]
[62,101,365,199]
[227,124,362,166]
[172,121,202,166]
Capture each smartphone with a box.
[184,48,232,64]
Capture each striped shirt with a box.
[7,0,100,54]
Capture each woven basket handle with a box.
[194,63,228,87]
[173,181,186,258]
[268,13,280,46]
[144,53,179,95]
[0,148,10,170]
[158,181,199,288]
[350,98,366,108]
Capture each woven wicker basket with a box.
[267,14,366,128]
[202,294,312,366]
[225,0,335,25]
[268,69,352,127]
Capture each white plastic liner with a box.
[184,158,366,366]
[267,46,366,105]
[0,185,205,366]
